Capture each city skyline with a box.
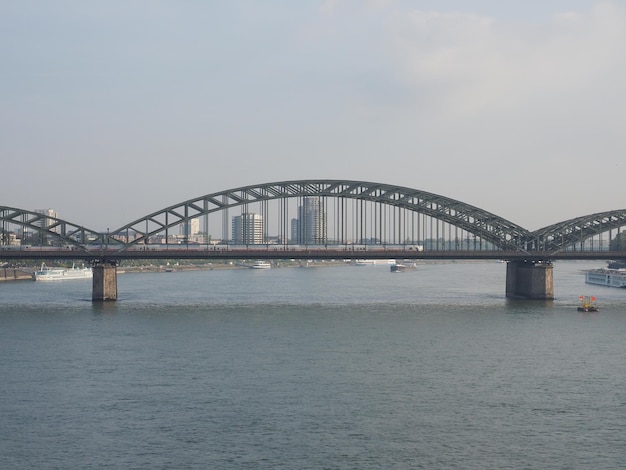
[2,1,625,232]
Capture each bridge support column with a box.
[505,260,554,300]
[92,262,117,301]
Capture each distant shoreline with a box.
[0,260,349,282]
[0,259,494,282]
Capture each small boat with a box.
[608,260,626,269]
[390,262,417,273]
[577,295,599,312]
[251,261,271,269]
[32,263,93,281]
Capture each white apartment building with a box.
[179,218,200,237]
[232,213,264,244]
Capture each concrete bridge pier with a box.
[505,260,554,300]
[92,261,118,301]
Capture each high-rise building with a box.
[34,209,58,230]
[232,213,264,244]
[291,197,326,244]
[179,218,200,237]
[32,208,58,245]
[290,217,299,244]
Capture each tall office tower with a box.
[290,218,299,244]
[293,197,326,244]
[232,213,264,244]
[32,208,58,245]
[179,218,200,237]
[34,209,58,232]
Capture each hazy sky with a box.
[2,0,624,232]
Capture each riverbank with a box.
[0,268,33,282]
[120,259,349,273]
[0,259,473,281]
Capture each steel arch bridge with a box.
[2,180,626,256]
[110,180,532,252]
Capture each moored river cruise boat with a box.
[32,263,93,281]
[250,261,271,269]
[584,268,626,288]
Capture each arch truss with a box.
[526,210,626,252]
[110,180,531,251]
[0,206,105,247]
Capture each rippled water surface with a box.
[1,261,625,469]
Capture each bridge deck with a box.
[2,247,625,262]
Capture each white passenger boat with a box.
[32,263,93,281]
[250,261,271,269]
[356,259,395,266]
[584,269,626,288]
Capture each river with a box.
[1,260,625,469]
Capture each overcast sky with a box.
[2,0,624,232]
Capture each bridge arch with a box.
[528,209,626,252]
[0,206,104,247]
[110,180,531,251]
[5,184,624,255]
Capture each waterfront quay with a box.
[0,266,33,281]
